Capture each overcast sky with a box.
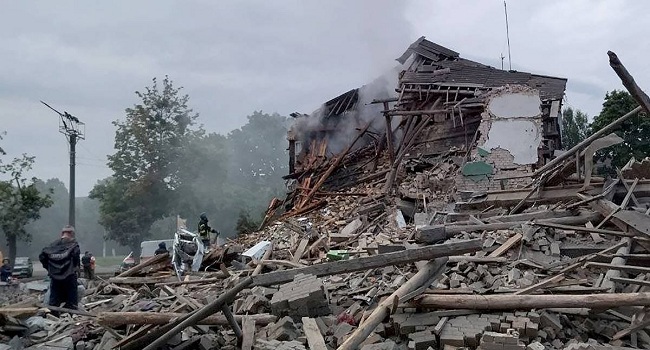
[1,0,648,195]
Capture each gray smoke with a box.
[292,64,404,156]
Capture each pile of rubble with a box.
[3,40,650,350]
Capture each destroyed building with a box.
[3,40,650,350]
[288,37,567,202]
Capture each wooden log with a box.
[116,253,170,278]
[302,317,327,350]
[414,292,650,310]
[608,51,650,116]
[251,239,481,287]
[338,258,448,350]
[97,312,277,327]
[154,277,226,287]
[221,304,242,338]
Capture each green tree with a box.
[590,90,650,167]
[235,210,259,236]
[561,107,590,149]
[0,154,53,264]
[91,77,200,262]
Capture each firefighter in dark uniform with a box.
[198,212,219,248]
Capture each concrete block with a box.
[440,331,465,347]
[361,340,398,350]
[540,312,562,332]
[416,225,447,244]
[526,341,544,350]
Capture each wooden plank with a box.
[292,239,309,263]
[610,277,650,288]
[338,258,448,350]
[301,317,327,350]
[251,239,481,287]
[514,274,565,295]
[614,317,650,340]
[445,212,601,235]
[116,253,170,278]
[433,317,449,335]
[241,317,256,350]
[488,233,522,258]
[586,262,650,274]
[533,222,645,240]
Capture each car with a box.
[12,257,33,278]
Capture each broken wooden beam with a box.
[414,292,650,310]
[142,277,254,350]
[302,317,328,350]
[116,253,170,278]
[608,51,650,116]
[534,106,642,176]
[443,211,601,236]
[250,239,481,287]
[586,262,650,274]
[338,258,448,350]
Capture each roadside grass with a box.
[94,256,125,267]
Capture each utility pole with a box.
[41,101,85,227]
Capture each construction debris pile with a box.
[2,40,650,350]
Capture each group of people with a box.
[36,212,219,313]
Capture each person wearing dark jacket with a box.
[197,212,219,248]
[0,259,11,282]
[154,242,168,255]
[39,225,81,311]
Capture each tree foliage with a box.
[235,210,260,236]
[590,90,650,167]
[91,77,200,260]
[0,153,53,264]
[561,107,590,150]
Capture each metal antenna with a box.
[504,0,512,70]
[41,101,85,227]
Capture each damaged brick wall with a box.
[457,86,543,193]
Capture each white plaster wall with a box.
[482,119,541,164]
[487,92,541,118]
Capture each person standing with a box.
[0,259,11,282]
[154,242,168,255]
[197,212,219,248]
[81,251,95,279]
[39,225,81,311]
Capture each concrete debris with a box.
[4,39,650,350]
